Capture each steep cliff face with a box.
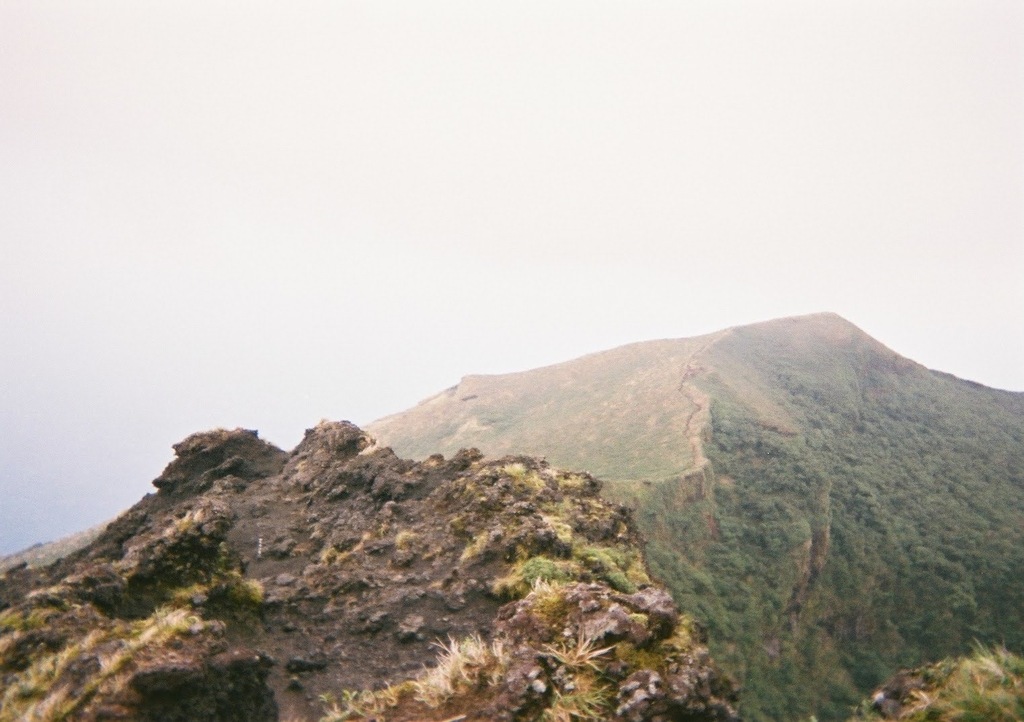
[0,422,737,721]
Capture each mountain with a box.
[0,421,737,721]
[369,312,1024,721]
[0,523,109,575]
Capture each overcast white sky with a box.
[1,1,1022,553]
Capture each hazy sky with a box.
[1,1,1022,553]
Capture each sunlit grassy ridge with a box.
[371,334,720,481]
[369,313,1024,721]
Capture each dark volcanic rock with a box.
[151,428,287,496]
[130,649,276,722]
[0,420,737,721]
[491,583,738,721]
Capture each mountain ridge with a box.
[368,312,1024,721]
[0,421,739,721]
[371,312,1018,477]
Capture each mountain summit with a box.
[370,313,900,482]
[369,313,1024,721]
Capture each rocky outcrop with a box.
[491,583,738,721]
[0,421,738,721]
[853,645,1024,720]
[151,427,288,496]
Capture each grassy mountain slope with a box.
[368,312,1024,721]
[372,333,723,482]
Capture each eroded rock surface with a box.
[0,421,737,721]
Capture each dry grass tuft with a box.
[411,634,508,708]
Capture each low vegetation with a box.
[0,605,205,722]
[319,578,735,721]
[854,645,1024,721]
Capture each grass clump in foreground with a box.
[318,686,412,722]
[854,645,1024,721]
[501,462,545,489]
[492,556,574,599]
[491,548,648,600]
[411,635,509,708]
[0,606,204,722]
[318,577,732,722]
[319,635,508,721]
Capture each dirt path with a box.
[676,330,731,475]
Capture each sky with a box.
[1,0,1022,554]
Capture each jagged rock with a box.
[396,613,425,642]
[152,428,287,496]
[863,669,934,719]
[618,586,679,637]
[129,649,276,722]
[490,655,550,720]
[285,655,327,673]
[616,669,667,721]
[0,421,737,721]
[488,582,739,721]
[65,562,126,612]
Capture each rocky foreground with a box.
[0,421,738,721]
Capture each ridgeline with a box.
[0,422,737,721]
[370,313,1024,721]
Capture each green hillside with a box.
[368,313,1024,721]
[372,333,719,482]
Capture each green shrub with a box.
[492,556,574,599]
